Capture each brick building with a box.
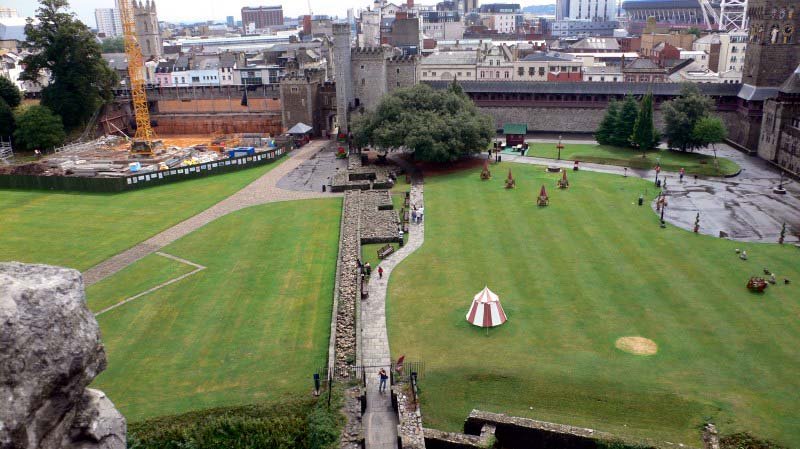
[241,5,283,33]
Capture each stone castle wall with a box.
[481,106,739,135]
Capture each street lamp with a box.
[556,135,564,161]
[774,170,787,194]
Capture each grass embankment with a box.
[0,162,279,271]
[128,395,341,449]
[89,198,341,421]
[514,143,739,176]
[387,163,800,446]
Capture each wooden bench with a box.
[377,244,395,259]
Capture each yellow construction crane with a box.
[118,0,156,154]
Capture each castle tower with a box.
[134,0,161,60]
[333,23,353,133]
[732,0,799,151]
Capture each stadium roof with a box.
[621,0,701,9]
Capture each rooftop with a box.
[570,37,620,51]
[420,51,479,65]
[521,52,576,62]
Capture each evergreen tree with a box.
[21,0,117,131]
[13,105,66,151]
[662,83,714,151]
[631,92,659,154]
[595,100,619,146]
[612,95,639,148]
[0,98,15,138]
[0,76,22,108]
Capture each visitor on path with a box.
[624,167,628,177]
[364,262,371,276]
[357,259,363,273]
[679,168,685,182]
[418,207,424,222]
[411,209,417,223]
[379,369,388,393]
[378,266,384,279]
[399,229,404,241]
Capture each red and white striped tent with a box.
[466,286,507,328]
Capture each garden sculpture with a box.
[557,169,569,189]
[505,169,516,189]
[481,160,492,180]
[537,185,549,206]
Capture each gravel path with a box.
[83,141,340,286]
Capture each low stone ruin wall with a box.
[424,425,496,449]
[331,191,361,377]
[464,410,691,449]
[394,383,426,449]
[360,190,401,244]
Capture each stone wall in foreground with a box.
[0,262,126,449]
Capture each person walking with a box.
[378,266,384,279]
[679,167,685,183]
[379,368,388,392]
[364,262,371,276]
[418,207,424,222]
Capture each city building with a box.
[516,52,582,81]
[418,51,479,81]
[95,8,122,37]
[241,5,284,33]
[134,0,161,59]
[544,19,618,37]
[717,31,747,83]
[477,3,522,34]
[556,0,618,21]
[622,58,668,82]
[582,64,622,81]
[420,10,465,40]
[0,11,29,51]
[226,16,235,28]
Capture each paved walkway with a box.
[498,144,800,243]
[361,162,424,449]
[83,141,340,286]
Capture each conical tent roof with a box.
[466,286,507,328]
[539,185,548,197]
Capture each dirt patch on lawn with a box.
[615,336,658,355]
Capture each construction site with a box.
[0,0,308,189]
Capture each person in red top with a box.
[378,266,384,279]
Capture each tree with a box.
[353,84,494,163]
[631,92,659,154]
[595,100,619,146]
[0,76,22,108]
[21,0,117,131]
[662,83,714,151]
[100,36,125,53]
[0,99,14,138]
[611,95,639,147]
[692,116,727,159]
[13,105,65,151]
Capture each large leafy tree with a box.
[14,105,66,151]
[631,92,659,154]
[0,99,15,138]
[662,83,714,151]
[0,76,22,108]
[100,36,125,53]
[21,0,117,131]
[595,100,619,146]
[692,116,727,158]
[353,83,494,163]
[611,95,639,147]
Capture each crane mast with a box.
[118,0,156,153]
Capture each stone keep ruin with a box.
[0,262,126,449]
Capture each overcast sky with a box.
[9,0,554,29]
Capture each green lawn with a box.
[515,143,739,176]
[387,163,800,446]
[89,198,341,421]
[0,162,279,271]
